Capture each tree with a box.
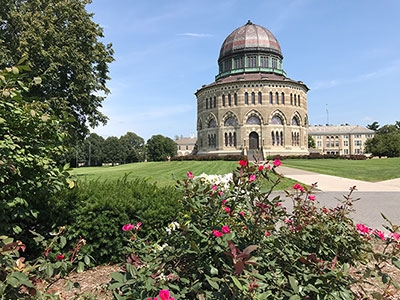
[84,133,105,166]
[103,136,125,165]
[0,0,114,140]
[0,63,71,236]
[365,123,400,157]
[367,121,380,131]
[146,135,178,162]
[120,132,145,163]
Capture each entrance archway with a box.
[249,132,259,149]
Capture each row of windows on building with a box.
[205,92,302,109]
[220,55,280,72]
[316,140,363,147]
[205,131,302,149]
[203,114,301,129]
[315,134,372,140]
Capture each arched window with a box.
[222,95,226,107]
[224,116,237,126]
[229,132,233,146]
[292,117,299,126]
[246,116,261,125]
[271,115,283,125]
[244,92,249,105]
[208,119,216,128]
[269,92,273,104]
[206,98,208,109]
[271,132,275,145]
[290,93,293,105]
[225,133,228,147]
[258,92,262,104]
[280,131,284,146]
[298,95,301,106]
[294,94,297,106]
[213,96,216,108]
[228,94,231,106]
[275,92,279,104]
[251,92,255,104]
[281,92,285,104]
[276,131,280,145]
[234,93,238,105]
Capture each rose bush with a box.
[109,159,400,299]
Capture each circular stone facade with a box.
[196,21,309,158]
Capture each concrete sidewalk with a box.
[277,166,400,192]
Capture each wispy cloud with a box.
[177,33,213,38]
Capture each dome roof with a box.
[219,20,282,61]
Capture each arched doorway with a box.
[249,132,259,149]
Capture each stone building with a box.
[195,21,309,159]
[308,125,374,155]
[175,134,197,156]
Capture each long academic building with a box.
[195,21,309,159]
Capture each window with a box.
[260,56,269,67]
[206,99,208,109]
[224,117,237,126]
[272,58,277,69]
[258,92,262,104]
[281,92,285,104]
[213,96,216,108]
[208,119,216,128]
[294,94,297,106]
[271,115,283,125]
[275,92,279,104]
[298,95,301,106]
[228,94,231,106]
[235,57,243,69]
[291,117,299,126]
[317,141,322,147]
[234,93,238,105]
[247,56,257,68]
[251,92,255,104]
[244,92,249,105]
[222,95,225,107]
[246,116,261,125]
[355,140,362,146]
[344,141,348,146]
[269,92,273,104]
[290,93,293,105]
[186,145,188,150]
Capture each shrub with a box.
[49,177,183,264]
[109,159,399,299]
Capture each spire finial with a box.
[246,20,253,25]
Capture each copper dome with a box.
[219,20,282,61]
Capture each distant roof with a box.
[175,137,197,145]
[308,125,374,135]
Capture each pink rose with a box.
[159,289,174,300]
[122,223,134,231]
[258,165,264,171]
[187,171,194,179]
[212,230,223,237]
[273,159,282,167]
[308,195,316,201]
[238,160,248,167]
[356,223,371,235]
[248,174,256,182]
[221,225,230,234]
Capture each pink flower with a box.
[186,171,194,179]
[224,206,231,214]
[159,289,175,300]
[356,223,371,235]
[239,211,245,217]
[273,159,282,167]
[284,218,292,224]
[221,199,227,205]
[308,195,316,201]
[122,223,134,231]
[390,232,400,241]
[373,229,386,241]
[212,185,217,191]
[293,183,304,191]
[258,165,264,171]
[221,225,230,234]
[265,231,270,237]
[56,253,65,260]
[136,222,142,230]
[266,165,271,170]
[219,191,224,196]
[248,174,256,182]
[212,230,223,237]
[239,160,248,167]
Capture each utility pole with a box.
[326,104,329,126]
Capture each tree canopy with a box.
[146,135,178,162]
[365,122,400,157]
[0,0,114,140]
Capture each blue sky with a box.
[88,0,400,141]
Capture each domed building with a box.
[195,21,309,159]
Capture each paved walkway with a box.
[278,166,400,192]
[273,166,400,231]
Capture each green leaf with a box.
[205,276,219,290]
[230,275,243,290]
[109,272,125,283]
[60,236,67,248]
[392,257,400,270]
[77,261,85,273]
[288,275,299,294]
[84,255,91,265]
[289,296,301,300]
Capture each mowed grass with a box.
[282,157,400,182]
[72,160,295,189]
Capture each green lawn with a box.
[282,157,400,182]
[72,160,294,189]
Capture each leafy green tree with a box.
[365,123,400,157]
[0,0,114,140]
[120,132,145,163]
[367,121,380,131]
[84,133,105,166]
[146,135,178,162]
[0,62,71,236]
[103,136,125,165]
